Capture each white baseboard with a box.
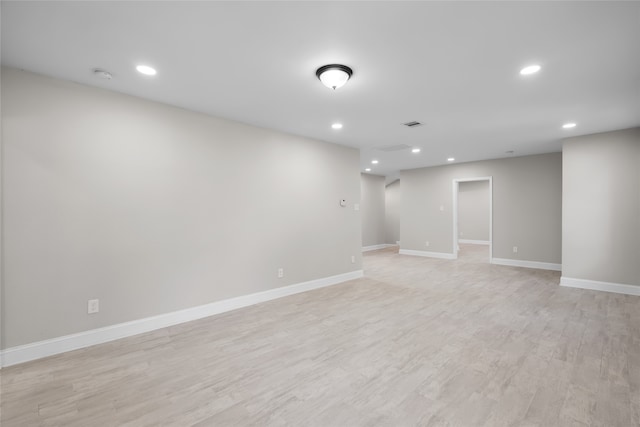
[0,270,363,368]
[362,244,395,252]
[399,249,457,260]
[458,239,490,245]
[491,258,561,271]
[560,276,640,296]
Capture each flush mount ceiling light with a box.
[365,168,371,172]
[520,64,541,75]
[331,123,343,129]
[136,65,157,76]
[316,64,353,90]
[447,157,455,162]
[412,148,421,153]
[371,160,379,164]
[562,122,577,129]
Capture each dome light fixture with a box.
[316,64,353,90]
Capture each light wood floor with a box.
[2,244,639,426]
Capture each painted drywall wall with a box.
[458,180,490,242]
[385,180,400,244]
[360,173,386,248]
[1,68,362,348]
[400,153,562,263]
[562,128,640,287]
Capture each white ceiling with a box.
[2,1,639,182]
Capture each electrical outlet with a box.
[439,205,444,211]
[277,268,284,278]
[513,246,518,253]
[351,255,356,264]
[88,299,99,314]
[460,231,464,236]
[354,204,360,211]
[425,241,430,247]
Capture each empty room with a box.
[1,2,639,426]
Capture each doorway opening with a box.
[452,177,492,263]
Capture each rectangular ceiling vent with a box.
[375,144,412,152]
[403,121,422,127]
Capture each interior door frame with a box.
[452,176,493,262]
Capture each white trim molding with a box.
[362,244,395,252]
[560,277,640,296]
[452,176,493,262]
[399,249,457,260]
[491,258,561,271]
[0,270,363,368]
[458,239,490,245]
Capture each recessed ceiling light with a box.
[136,65,157,76]
[447,157,455,162]
[562,122,577,129]
[371,160,379,164]
[411,148,421,153]
[331,123,343,129]
[365,168,371,172]
[520,64,541,75]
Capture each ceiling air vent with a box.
[375,144,412,152]
[403,121,422,127]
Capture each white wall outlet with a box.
[513,246,518,253]
[88,299,99,314]
[354,203,360,211]
[277,268,284,278]
[351,255,356,264]
[425,241,430,247]
[459,231,464,236]
[439,205,444,211]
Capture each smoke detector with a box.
[93,68,112,80]
[403,121,422,128]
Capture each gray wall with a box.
[360,173,386,247]
[1,68,362,348]
[385,180,400,244]
[562,128,640,286]
[458,180,490,241]
[401,153,562,263]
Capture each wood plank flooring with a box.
[2,244,639,426]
